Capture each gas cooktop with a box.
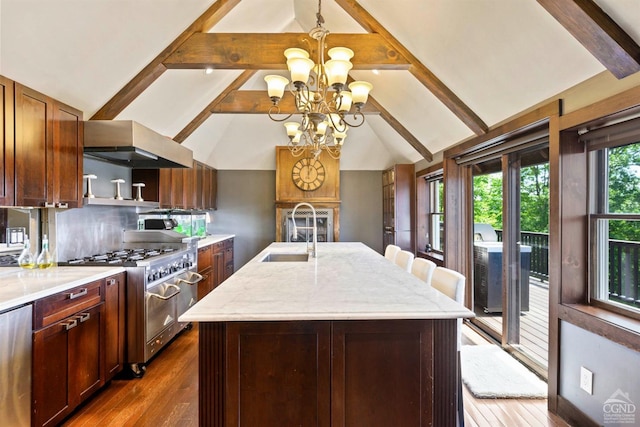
[61,247,179,267]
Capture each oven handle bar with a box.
[175,272,204,286]
[147,284,181,301]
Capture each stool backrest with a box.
[384,244,401,262]
[411,258,437,284]
[394,250,414,272]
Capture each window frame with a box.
[584,118,640,320]
[416,165,444,260]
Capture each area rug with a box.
[460,345,547,399]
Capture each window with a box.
[586,119,640,316]
[417,172,444,254]
[427,177,444,253]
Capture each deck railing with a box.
[495,230,549,282]
[494,231,640,305]
[609,239,640,308]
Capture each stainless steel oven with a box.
[60,230,202,377]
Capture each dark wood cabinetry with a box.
[132,160,217,210]
[32,274,126,426]
[1,77,82,208]
[197,244,214,300]
[0,76,14,206]
[197,238,234,299]
[199,318,458,426]
[32,280,105,427]
[104,273,126,381]
[223,238,234,281]
[383,164,415,252]
[14,83,51,208]
[51,101,83,208]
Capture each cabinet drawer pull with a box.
[64,319,78,330]
[56,202,69,209]
[67,288,88,300]
[44,202,56,208]
[78,312,91,323]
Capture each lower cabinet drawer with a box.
[34,280,103,329]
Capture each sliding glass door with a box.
[471,146,550,376]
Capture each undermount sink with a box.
[259,252,310,262]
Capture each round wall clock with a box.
[292,157,326,191]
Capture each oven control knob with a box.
[148,269,156,282]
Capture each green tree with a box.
[608,143,640,240]
[473,172,503,229]
[520,164,549,233]
[473,164,550,234]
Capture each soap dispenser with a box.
[36,234,54,269]
[17,235,36,269]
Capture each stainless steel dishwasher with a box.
[0,304,32,426]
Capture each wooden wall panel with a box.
[275,146,340,203]
[225,321,331,427]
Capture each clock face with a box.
[292,158,326,191]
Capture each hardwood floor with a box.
[62,322,571,427]
[62,325,199,427]
[473,279,551,368]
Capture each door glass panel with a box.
[471,150,550,374]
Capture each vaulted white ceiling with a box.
[1,0,639,170]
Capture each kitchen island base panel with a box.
[199,319,459,427]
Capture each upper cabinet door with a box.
[14,83,52,207]
[52,102,83,208]
[0,76,15,206]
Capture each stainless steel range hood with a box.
[84,120,193,168]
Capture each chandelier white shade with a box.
[264,0,372,159]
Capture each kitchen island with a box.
[180,242,474,426]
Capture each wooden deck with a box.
[61,320,570,427]
[473,279,550,369]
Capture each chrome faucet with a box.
[291,202,318,258]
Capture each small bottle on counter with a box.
[36,234,54,269]
[17,235,36,269]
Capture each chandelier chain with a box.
[263,0,372,159]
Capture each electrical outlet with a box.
[580,366,593,394]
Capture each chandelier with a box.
[264,0,372,160]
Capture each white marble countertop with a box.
[0,266,125,313]
[180,242,474,322]
[197,234,235,248]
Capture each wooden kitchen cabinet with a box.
[0,76,14,206]
[197,238,234,299]
[104,273,126,381]
[200,318,457,426]
[13,82,83,208]
[133,162,217,210]
[223,238,234,281]
[51,100,83,208]
[32,280,105,427]
[383,164,415,252]
[197,244,214,300]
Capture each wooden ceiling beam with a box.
[211,90,380,115]
[366,96,433,162]
[90,0,241,120]
[163,33,410,70]
[173,70,256,143]
[335,0,488,136]
[537,0,640,79]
